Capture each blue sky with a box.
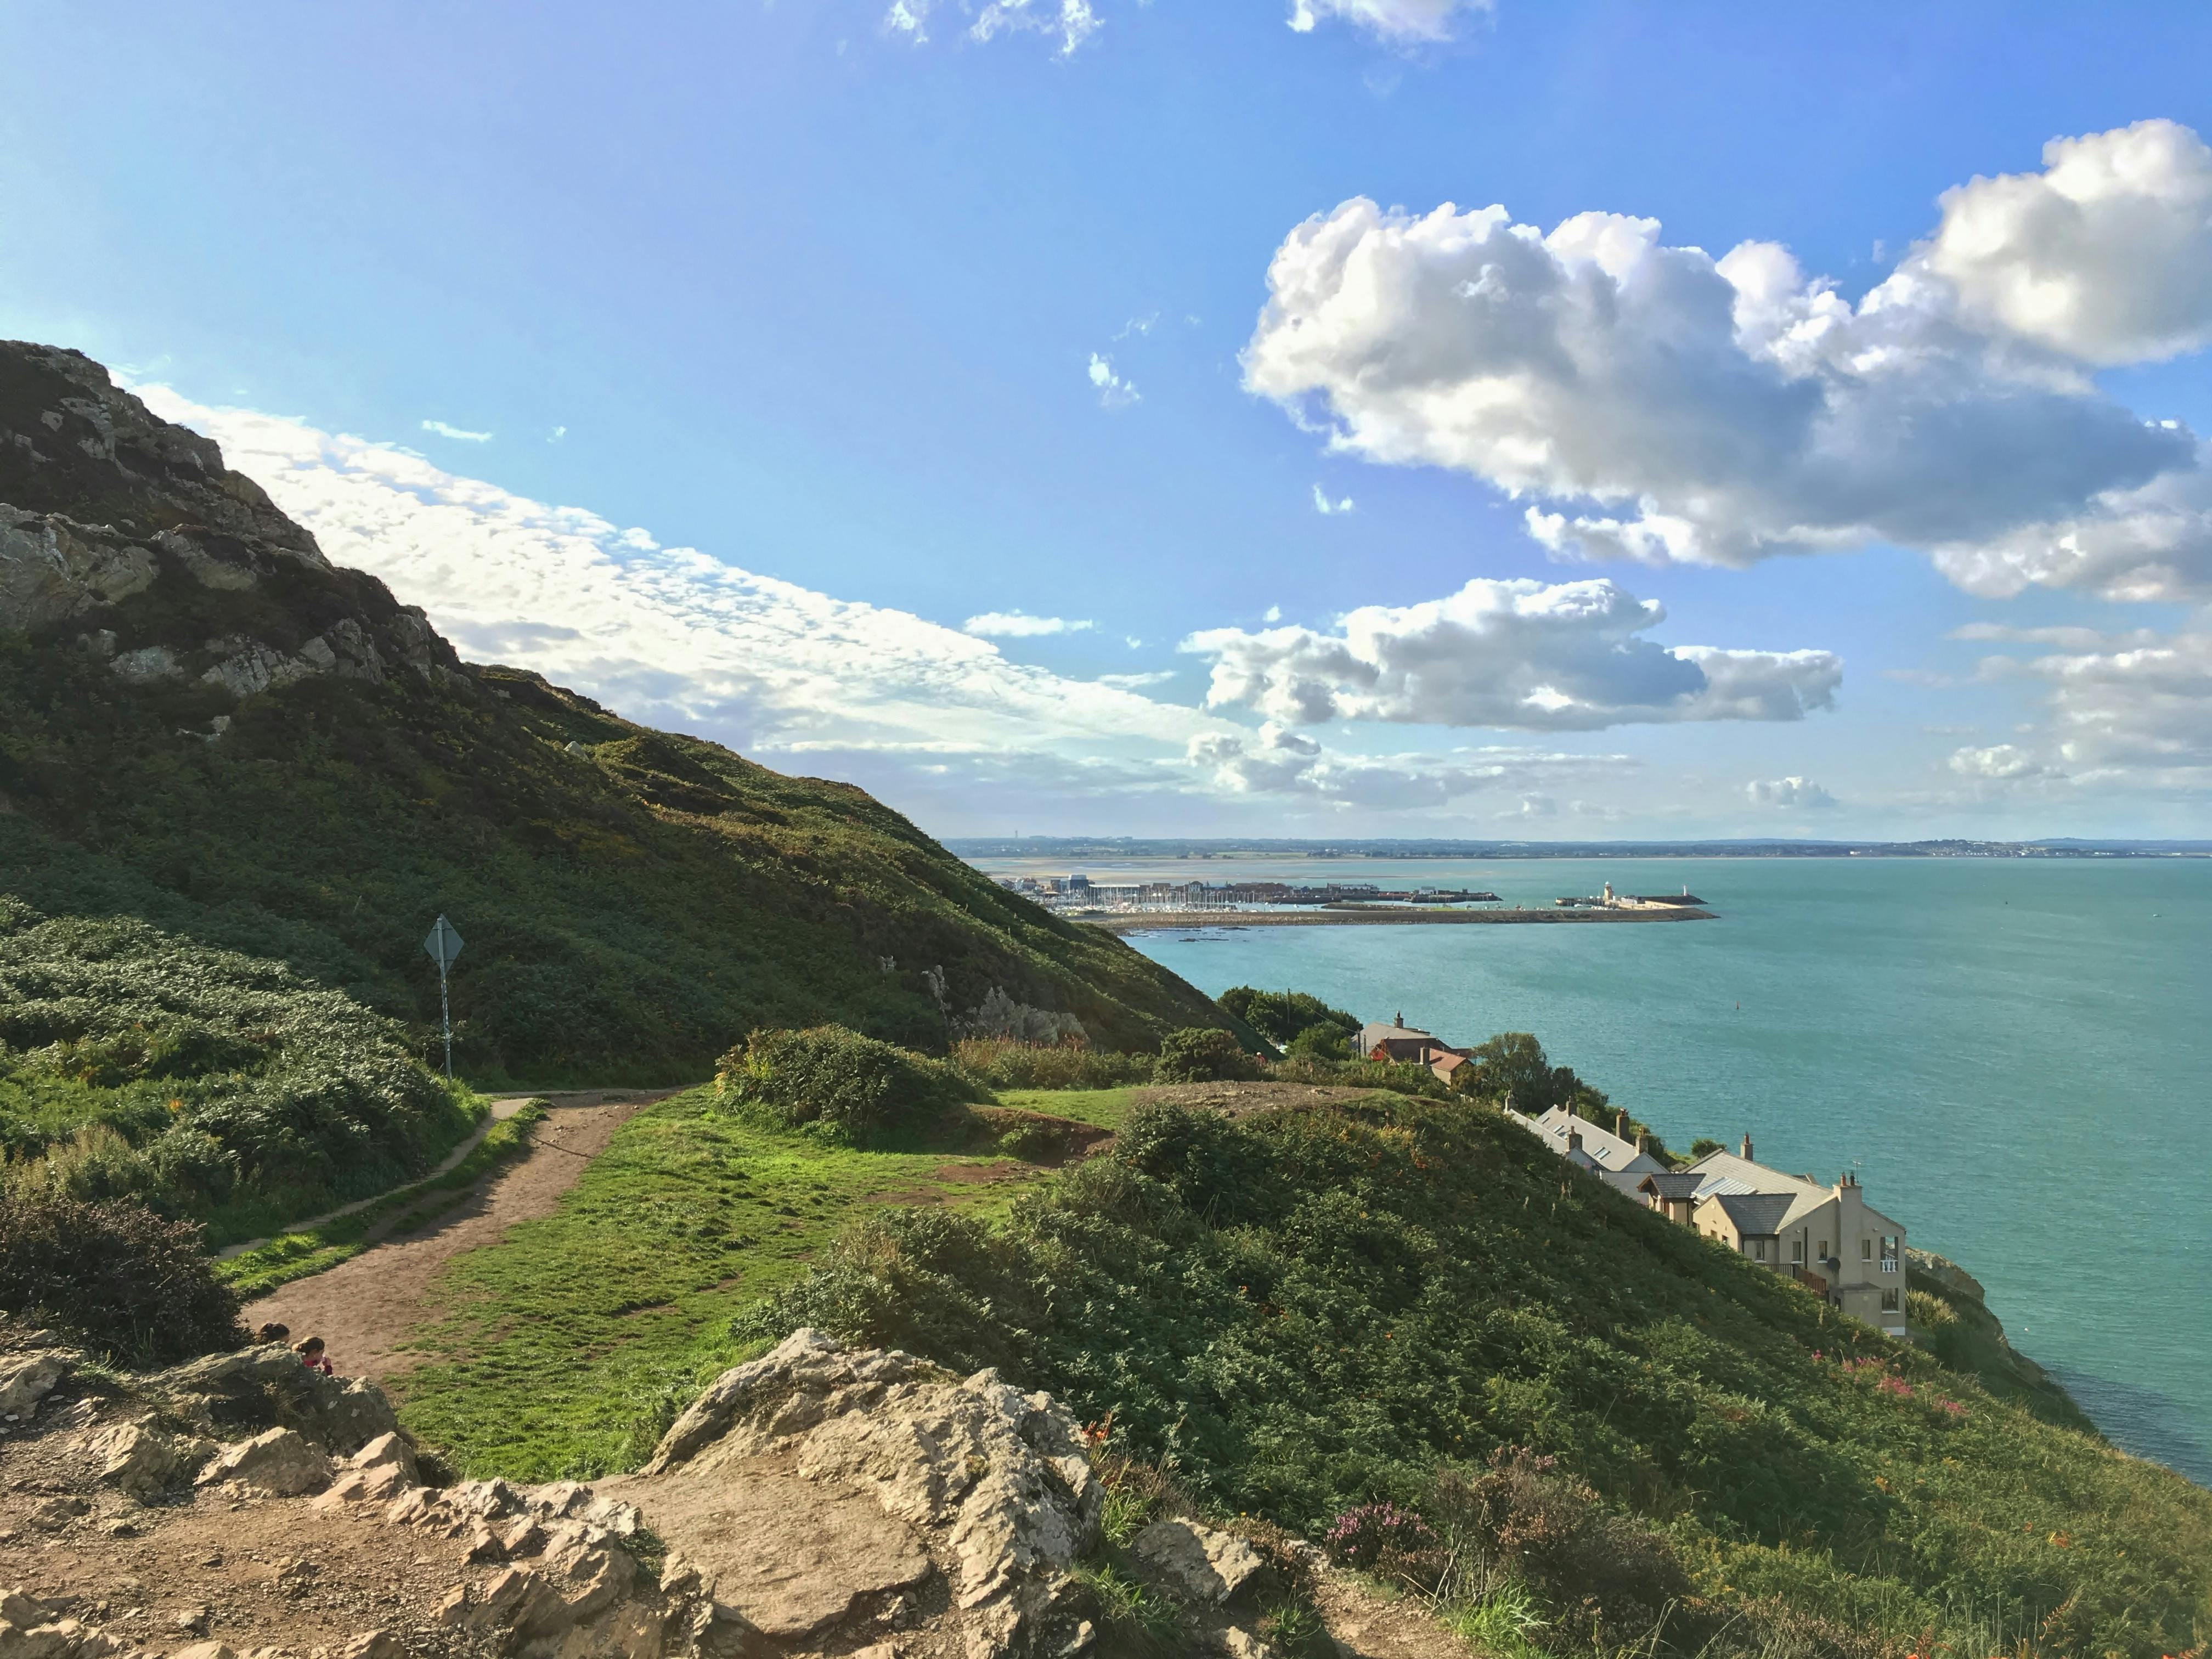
[5,2,2212,837]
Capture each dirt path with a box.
[217,1092,540,1260]
[245,1088,679,1386]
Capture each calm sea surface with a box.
[974,855,2212,1486]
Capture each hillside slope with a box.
[749,1093,2212,1659]
[0,342,1228,1080]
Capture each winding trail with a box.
[245,1087,684,1386]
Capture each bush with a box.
[1155,1027,1261,1084]
[716,1025,990,1144]
[0,1190,244,1363]
[952,1036,1154,1091]
[1266,1053,1451,1098]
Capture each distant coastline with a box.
[1084,906,1717,934]
[951,836,2212,861]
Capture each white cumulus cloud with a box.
[1745,775,1838,810]
[1244,122,2212,601]
[1182,577,1840,732]
[1924,119,2212,365]
[1286,0,1491,43]
[962,611,1095,637]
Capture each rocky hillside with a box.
[0,1319,1380,1659]
[0,342,1230,1079]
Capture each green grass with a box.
[995,1086,1148,1129]
[389,1087,1065,1478]
[215,1101,544,1297]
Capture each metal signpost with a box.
[422,914,464,1080]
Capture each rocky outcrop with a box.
[3,1322,1334,1659]
[624,1328,1102,1659]
[0,342,460,704]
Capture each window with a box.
[1791,1238,1804,1264]
[1818,1239,1829,1259]
[1880,1289,1900,1313]
[1881,1234,1900,1260]
[1861,1237,1874,1261]
[1753,1239,1769,1262]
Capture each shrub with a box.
[716,1025,989,1144]
[1324,1500,1436,1571]
[1155,1027,1261,1084]
[1427,1451,1692,1649]
[0,1190,244,1363]
[1265,1053,1450,1098]
[1284,1025,1351,1062]
[952,1036,1154,1091]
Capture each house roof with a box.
[1705,1192,1797,1237]
[1636,1172,1705,1200]
[1520,1105,1667,1176]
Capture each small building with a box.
[1356,1014,1471,1080]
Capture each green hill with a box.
[0,341,1229,1086]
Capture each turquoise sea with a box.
[977,855,2212,1487]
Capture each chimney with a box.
[1567,1128,1583,1152]
[1395,1010,1403,1028]
[1740,1133,1754,1161]
[1615,1110,1629,1139]
[1636,1131,1651,1154]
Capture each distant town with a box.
[993,873,1706,917]
[952,836,2212,861]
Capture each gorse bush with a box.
[716,1025,990,1144]
[0,1190,243,1363]
[1154,1026,1261,1084]
[951,1036,1154,1091]
[735,1096,2212,1659]
[0,899,477,1242]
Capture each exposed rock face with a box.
[0,1351,68,1419]
[0,341,459,701]
[1131,1519,1266,1606]
[195,1426,334,1498]
[623,1328,1103,1659]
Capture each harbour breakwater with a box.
[1084,905,1717,934]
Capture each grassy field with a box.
[389,1087,1100,1478]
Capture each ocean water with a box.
[975,855,2212,1487]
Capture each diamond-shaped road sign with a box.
[423,915,464,970]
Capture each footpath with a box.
[243,1088,679,1384]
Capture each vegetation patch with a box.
[0,1190,241,1363]
[0,899,478,1245]
[737,1096,2212,1659]
[716,1025,990,1146]
[390,1087,1053,1479]
[952,1036,1155,1091]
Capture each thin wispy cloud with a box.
[1286,0,1494,43]
[420,419,492,443]
[962,612,1095,638]
[1087,352,1138,408]
[547,426,568,444]
[1312,483,1355,515]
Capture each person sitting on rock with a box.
[296,1336,334,1376]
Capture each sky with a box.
[5,2,2212,839]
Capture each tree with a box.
[1216,988,1359,1049]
